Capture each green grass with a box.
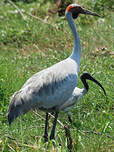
[0,1,114,151]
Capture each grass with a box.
[0,0,114,151]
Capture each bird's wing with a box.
[20,59,78,110]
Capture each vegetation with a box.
[0,0,113,151]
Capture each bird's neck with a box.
[81,77,89,92]
[66,12,81,69]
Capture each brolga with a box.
[7,4,101,141]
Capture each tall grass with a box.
[0,1,113,151]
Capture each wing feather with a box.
[20,59,78,109]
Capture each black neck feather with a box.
[80,74,89,91]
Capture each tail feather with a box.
[7,91,23,125]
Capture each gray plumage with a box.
[7,4,101,140]
[7,58,78,124]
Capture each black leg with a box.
[64,125,73,151]
[50,112,59,140]
[43,112,49,142]
[68,115,72,123]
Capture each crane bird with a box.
[7,4,101,141]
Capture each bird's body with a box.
[8,56,79,121]
[60,87,86,112]
[7,3,102,140]
[22,57,78,108]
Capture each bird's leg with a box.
[67,112,72,123]
[50,112,59,140]
[43,112,49,142]
[68,115,72,123]
[64,125,73,151]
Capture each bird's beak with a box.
[81,8,101,17]
[87,75,106,95]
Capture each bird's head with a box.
[81,72,106,95]
[65,4,101,19]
